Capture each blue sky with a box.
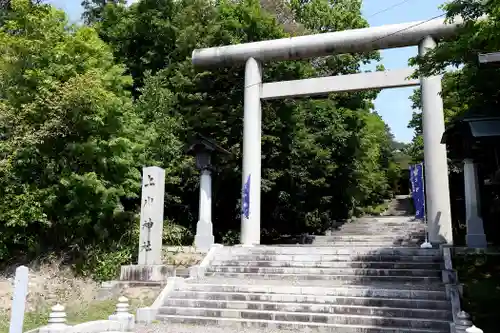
[362,0,444,143]
[45,0,445,143]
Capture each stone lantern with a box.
[441,109,500,248]
[187,134,230,252]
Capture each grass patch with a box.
[355,200,390,217]
[0,309,50,333]
[454,252,500,333]
[0,298,148,333]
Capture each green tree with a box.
[0,0,145,269]
[81,0,126,25]
[406,1,500,162]
[408,0,500,125]
[0,0,11,22]
[90,0,395,239]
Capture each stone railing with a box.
[25,297,134,333]
[441,246,484,333]
[135,243,224,323]
[455,311,483,333]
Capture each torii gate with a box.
[192,17,464,246]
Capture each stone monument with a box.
[119,166,173,283]
[138,166,165,265]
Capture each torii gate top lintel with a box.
[191,17,463,68]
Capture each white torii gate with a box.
[192,17,464,246]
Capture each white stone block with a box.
[135,307,157,324]
[39,304,68,333]
[108,297,134,332]
[189,265,205,279]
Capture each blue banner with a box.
[242,174,251,219]
[409,163,425,220]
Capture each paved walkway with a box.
[381,195,413,216]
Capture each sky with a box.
[45,0,445,143]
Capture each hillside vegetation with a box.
[0,0,410,280]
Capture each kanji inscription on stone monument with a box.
[138,166,165,265]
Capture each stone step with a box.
[327,226,423,230]
[336,224,424,228]
[338,220,422,224]
[167,292,450,309]
[195,277,446,289]
[181,282,449,299]
[163,299,452,320]
[336,227,424,230]
[157,307,450,330]
[226,247,440,256]
[210,260,442,270]
[339,220,423,223]
[313,237,424,243]
[336,227,424,232]
[334,224,423,227]
[312,237,424,246]
[328,232,424,237]
[309,242,423,247]
[314,235,423,240]
[337,230,423,233]
[337,227,423,230]
[207,266,441,277]
[156,314,446,333]
[356,216,415,221]
[204,272,442,283]
[216,254,443,262]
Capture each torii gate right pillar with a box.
[419,36,453,244]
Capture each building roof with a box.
[186,133,231,155]
[441,108,500,160]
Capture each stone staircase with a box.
[156,216,452,332]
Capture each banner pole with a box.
[420,162,432,248]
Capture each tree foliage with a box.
[0,0,403,278]
[407,0,500,162]
[0,0,146,267]
[81,0,126,25]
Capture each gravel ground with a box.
[136,322,307,333]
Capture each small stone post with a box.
[39,304,68,333]
[109,296,135,332]
[8,265,29,333]
[455,311,473,333]
[138,166,165,265]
